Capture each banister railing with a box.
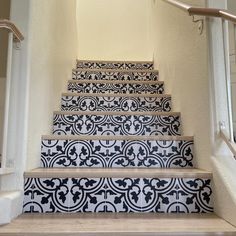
[0,20,24,173]
[0,19,24,42]
[163,0,236,159]
[164,0,236,24]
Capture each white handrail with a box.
[220,128,236,159]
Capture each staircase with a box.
[0,60,235,235]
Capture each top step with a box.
[77,59,154,71]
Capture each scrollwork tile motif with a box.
[76,61,154,70]
[41,139,194,168]
[61,95,172,112]
[23,177,213,213]
[67,81,164,95]
[53,114,181,136]
[72,70,158,81]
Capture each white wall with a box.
[151,0,212,170]
[76,0,152,61]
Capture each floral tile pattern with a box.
[72,70,158,81]
[76,61,154,70]
[41,139,194,168]
[23,177,213,213]
[61,95,172,112]
[67,81,164,95]
[53,113,181,136]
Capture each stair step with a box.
[77,59,154,70]
[53,111,181,136]
[1,214,235,236]
[61,93,172,112]
[67,80,164,95]
[72,68,159,81]
[41,135,194,168]
[25,168,210,178]
[23,168,213,213]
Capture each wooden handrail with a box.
[163,0,236,24]
[0,19,24,42]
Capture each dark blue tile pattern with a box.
[61,95,172,112]
[23,177,213,213]
[67,81,164,95]
[76,61,154,70]
[41,139,194,168]
[72,70,158,81]
[53,113,181,136]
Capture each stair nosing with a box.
[73,68,158,73]
[62,92,171,98]
[42,135,193,141]
[53,111,180,116]
[77,59,154,64]
[68,79,163,85]
[24,168,212,179]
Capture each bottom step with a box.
[23,168,213,213]
[0,213,235,235]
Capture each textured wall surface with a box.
[76,0,152,61]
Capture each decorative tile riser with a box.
[23,177,213,213]
[67,82,164,95]
[72,70,158,81]
[41,139,194,168]
[77,62,154,70]
[53,114,181,136]
[61,96,172,112]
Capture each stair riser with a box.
[67,82,164,95]
[61,96,172,112]
[53,114,181,136]
[41,139,194,168]
[77,61,154,70]
[23,177,213,213]
[72,70,159,81]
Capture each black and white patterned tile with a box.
[72,70,158,81]
[41,139,194,168]
[77,61,154,70]
[67,81,164,95]
[23,178,70,213]
[61,95,172,112]
[53,113,181,136]
[23,177,213,213]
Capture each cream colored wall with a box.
[151,0,211,170]
[76,0,152,61]
[0,77,5,158]
[26,0,78,169]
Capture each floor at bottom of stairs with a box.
[0,213,235,236]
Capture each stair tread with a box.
[54,111,180,116]
[1,213,235,235]
[73,68,158,73]
[62,92,171,98]
[42,135,192,141]
[25,168,211,178]
[68,79,163,85]
[77,59,153,64]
